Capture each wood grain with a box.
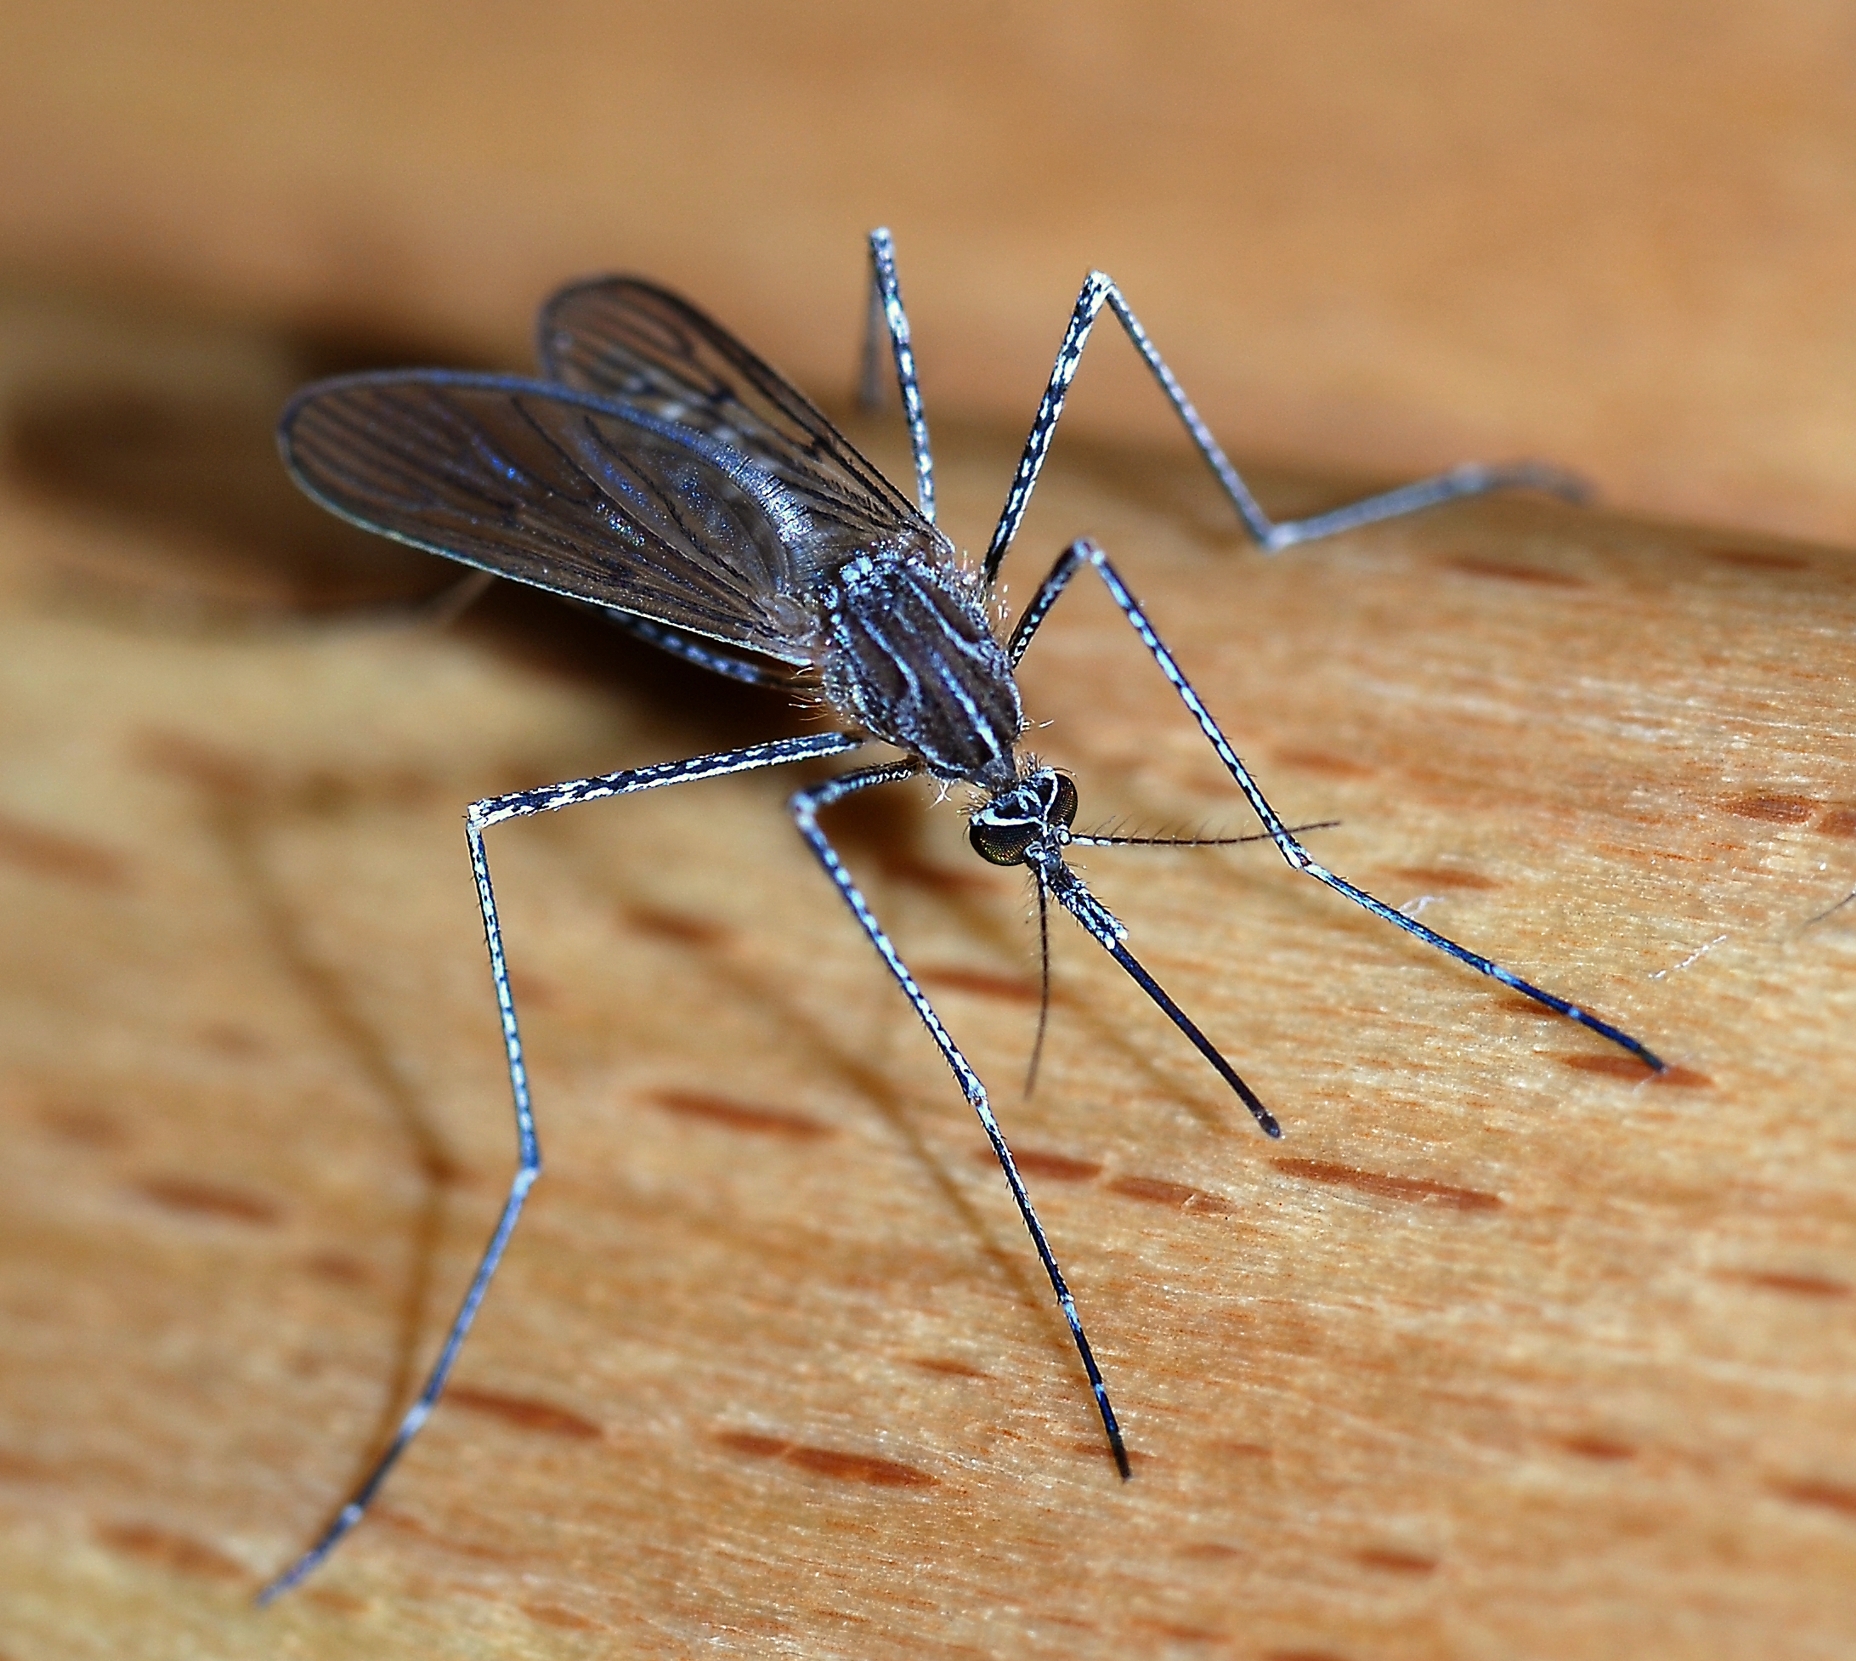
[1,287,1854,1659]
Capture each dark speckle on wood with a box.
[647,1088,834,1139]
[1271,1157,1502,1211]
[447,1386,603,1440]
[716,1431,936,1488]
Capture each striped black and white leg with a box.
[1008,537,1664,1072]
[600,609,803,689]
[859,226,938,524]
[982,273,1585,586]
[259,729,867,1602]
[789,761,1132,1479]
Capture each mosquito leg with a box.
[259,729,866,1602]
[982,272,1585,586]
[599,609,803,689]
[1012,538,1664,1072]
[859,227,938,523]
[790,761,1131,1479]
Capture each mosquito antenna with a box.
[1069,817,1340,849]
[1025,868,1054,1097]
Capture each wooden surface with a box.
[2,281,1856,1658]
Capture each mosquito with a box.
[259,227,1662,1599]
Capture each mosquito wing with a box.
[279,370,831,665]
[537,278,941,577]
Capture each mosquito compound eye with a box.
[1050,773,1079,829]
[969,815,1039,866]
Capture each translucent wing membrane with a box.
[538,278,936,574]
[280,372,830,665]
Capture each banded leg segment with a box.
[790,762,1132,1479]
[1011,538,1664,1072]
[983,271,1584,586]
[600,608,803,689]
[859,226,937,524]
[259,729,866,1602]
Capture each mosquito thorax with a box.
[968,769,1079,866]
[817,545,1023,789]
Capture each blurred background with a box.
[6,0,1856,557]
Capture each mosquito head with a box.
[968,767,1078,867]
